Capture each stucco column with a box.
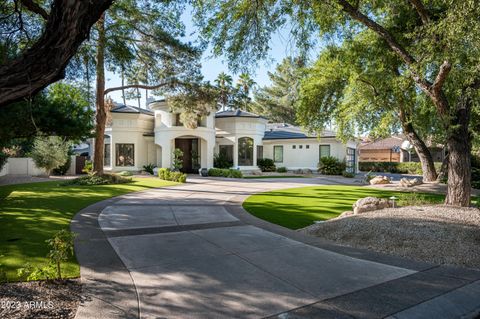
[160,140,172,169]
[233,137,238,168]
[206,138,214,168]
[253,141,257,167]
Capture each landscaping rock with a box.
[352,196,392,214]
[399,177,423,187]
[369,175,391,185]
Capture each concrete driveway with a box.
[72,176,480,319]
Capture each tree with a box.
[30,135,71,176]
[235,73,256,110]
[214,72,234,111]
[0,0,112,107]
[194,0,480,206]
[81,0,202,175]
[297,32,441,182]
[252,57,304,124]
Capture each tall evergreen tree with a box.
[252,57,304,124]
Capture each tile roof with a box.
[110,103,154,116]
[215,109,266,119]
[359,136,405,150]
[263,123,336,140]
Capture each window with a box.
[292,145,296,149]
[346,147,356,173]
[175,114,183,126]
[306,145,310,149]
[319,145,331,159]
[274,145,283,163]
[238,137,254,166]
[115,144,134,166]
[104,143,111,166]
[299,145,303,149]
[219,145,234,162]
[256,145,263,161]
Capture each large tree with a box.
[195,0,480,206]
[298,32,442,182]
[252,57,304,124]
[0,0,112,107]
[78,0,202,174]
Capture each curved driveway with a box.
[72,176,480,319]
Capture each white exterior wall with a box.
[215,117,267,170]
[1,156,75,176]
[104,113,156,172]
[263,138,358,171]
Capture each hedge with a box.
[257,158,276,172]
[158,168,187,183]
[359,161,442,175]
[207,168,243,178]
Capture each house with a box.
[359,135,446,163]
[100,100,358,173]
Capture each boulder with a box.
[369,175,391,185]
[353,196,392,214]
[399,177,423,187]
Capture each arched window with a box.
[238,137,254,166]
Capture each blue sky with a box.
[106,9,297,107]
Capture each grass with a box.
[243,175,305,179]
[243,185,445,230]
[0,177,178,281]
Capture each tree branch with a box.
[408,0,430,25]
[104,81,180,96]
[432,61,451,95]
[20,0,49,20]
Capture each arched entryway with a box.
[174,137,201,173]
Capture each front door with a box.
[174,138,199,173]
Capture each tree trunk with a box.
[121,65,126,106]
[0,0,112,108]
[445,98,472,206]
[398,109,437,182]
[93,14,106,175]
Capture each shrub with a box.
[118,170,133,176]
[172,148,183,172]
[0,151,7,172]
[207,168,243,178]
[30,136,71,176]
[214,153,233,169]
[358,161,442,175]
[342,171,355,178]
[318,156,345,175]
[46,230,76,280]
[472,167,480,189]
[53,154,72,175]
[276,166,287,173]
[257,158,276,172]
[82,160,93,174]
[143,163,156,175]
[397,192,442,206]
[158,168,187,183]
[61,173,132,186]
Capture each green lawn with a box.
[243,185,445,230]
[0,178,177,281]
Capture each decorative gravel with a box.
[300,205,480,269]
[0,279,82,319]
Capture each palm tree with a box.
[215,72,233,111]
[236,73,256,111]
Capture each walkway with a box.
[72,176,480,319]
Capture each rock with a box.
[339,211,354,218]
[399,177,423,187]
[352,196,392,214]
[302,168,313,174]
[369,175,391,185]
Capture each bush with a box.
[472,167,480,189]
[46,230,76,279]
[30,136,71,175]
[214,153,233,169]
[143,163,156,175]
[61,173,132,186]
[359,161,442,175]
[158,168,187,183]
[172,148,184,172]
[0,151,7,172]
[53,154,72,175]
[208,168,243,178]
[82,160,93,174]
[276,166,287,173]
[318,156,345,175]
[342,171,355,178]
[118,170,133,176]
[257,158,276,172]
[397,192,442,206]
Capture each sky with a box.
[105,9,298,107]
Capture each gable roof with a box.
[215,109,265,119]
[263,123,337,140]
[110,103,154,116]
[360,136,404,150]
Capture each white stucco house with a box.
[100,100,358,173]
